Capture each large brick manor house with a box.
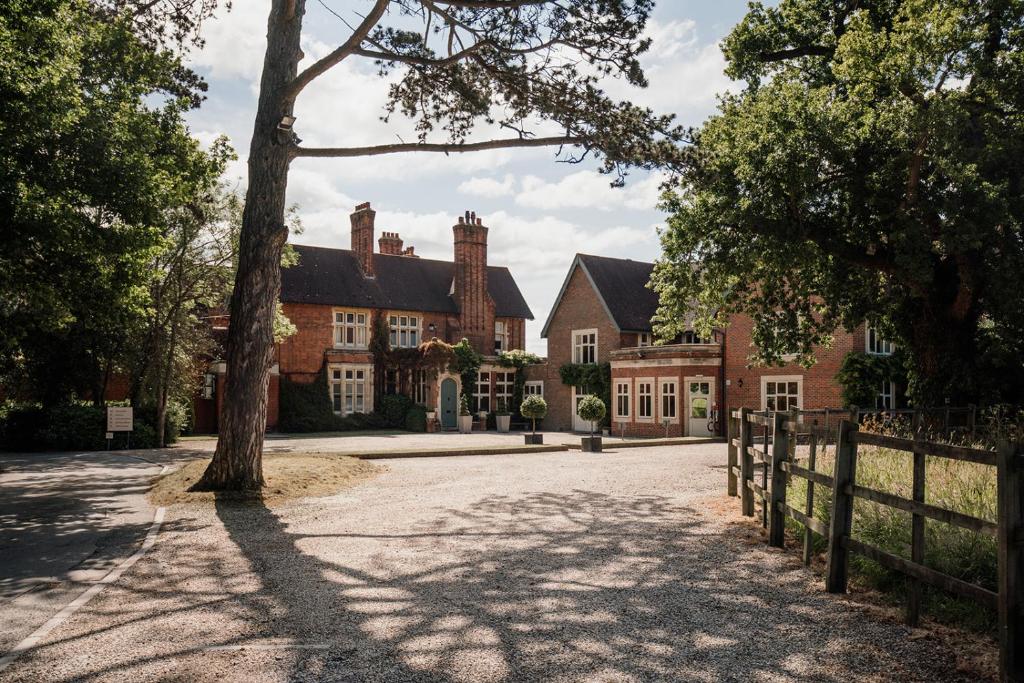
[195,202,893,437]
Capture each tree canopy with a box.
[651,0,1024,405]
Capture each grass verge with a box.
[149,453,383,507]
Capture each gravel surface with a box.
[0,444,980,682]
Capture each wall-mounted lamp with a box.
[427,323,437,335]
[737,378,744,388]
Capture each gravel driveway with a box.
[0,444,978,682]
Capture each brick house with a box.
[530,253,898,437]
[194,203,533,432]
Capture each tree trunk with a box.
[192,0,304,492]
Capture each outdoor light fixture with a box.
[428,323,436,334]
[278,115,296,131]
[737,378,744,388]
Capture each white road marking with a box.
[0,505,167,673]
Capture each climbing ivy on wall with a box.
[559,362,612,427]
[498,349,542,416]
[835,351,906,409]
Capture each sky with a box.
[183,1,756,355]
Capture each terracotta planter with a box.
[524,433,543,445]
[496,415,511,432]
[581,436,603,453]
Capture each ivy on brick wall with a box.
[498,349,542,416]
[835,351,906,409]
[558,362,612,427]
[449,338,483,403]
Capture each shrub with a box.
[0,403,177,451]
[404,404,427,432]
[520,395,547,433]
[576,394,606,436]
[279,370,340,432]
[379,394,413,428]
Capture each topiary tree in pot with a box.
[577,394,607,453]
[520,395,547,445]
[457,393,473,434]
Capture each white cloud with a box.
[187,3,268,82]
[457,174,517,198]
[515,171,666,212]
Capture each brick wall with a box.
[723,313,865,413]
[536,264,621,431]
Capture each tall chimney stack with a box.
[453,210,493,352]
[378,231,403,255]
[350,202,375,276]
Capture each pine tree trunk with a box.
[192,0,304,492]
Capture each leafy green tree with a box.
[651,0,1024,406]
[520,395,548,435]
[0,0,225,406]
[576,394,606,438]
[200,0,688,491]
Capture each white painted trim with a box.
[635,377,655,422]
[524,380,544,398]
[571,328,598,364]
[658,379,680,424]
[327,363,374,415]
[331,307,371,350]
[684,376,716,437]
[613,379,631,420]
[610,357,721,369]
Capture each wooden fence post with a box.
[727,410,738,497]
[907,444,927,626]
[739,408,754,517]
[826,419,859,593]
[768,411,789,548]
[997,439,1023,682]
[803,423,818,566]
[968,404,977,439]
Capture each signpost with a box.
[106,406,133,449]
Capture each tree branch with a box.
[293,135,582,158]
[758,45,833,62]
[283,0,390,103]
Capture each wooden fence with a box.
[726,407,1024,683]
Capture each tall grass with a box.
[783,421,999,631]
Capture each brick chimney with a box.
[378,231,403,255]
[350,202,375,276]
[402,246,418,258]
[453,210,493,352]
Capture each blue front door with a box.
[440,378,457,428]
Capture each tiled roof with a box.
[280,244,533,319]
[577,254,660,332]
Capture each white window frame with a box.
[333,309,369,350]
[680,330,709,344]
[524,381,544,397]
[877,380,895,409]
[494,320,507,353]
[637,378,654,422]
[572,328,598,364]
[866,325,895,355]
[329,364,373,416]
[412,368,430,406]
[615,381,631,419]
[660,380,678,422]
[474,371,491,413]
[495,371,514,411]
[638,332,653,347]
[761,375,803,412]
[388,313,420,349]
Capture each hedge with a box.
[0,402,183,452]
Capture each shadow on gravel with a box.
[211,489,968,683]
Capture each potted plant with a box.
[458,394,473,434]
[577,394,606,452]
[495,399,511,433]
[520,395,547,444]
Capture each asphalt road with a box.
[0,451,164,655]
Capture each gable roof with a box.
[280,244,534,319]
[541,254,659,337]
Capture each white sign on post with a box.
[107,406,134,432]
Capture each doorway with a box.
[686,378,715,437]
[440,378,457,429]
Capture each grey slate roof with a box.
[541,254,660,337]
[280,244,534,319]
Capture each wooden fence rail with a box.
[724,408,1024,683]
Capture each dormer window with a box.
[638,332,652,347]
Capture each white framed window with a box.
[333,310,368,349]
[474,371,491,413]
[329,365,371,415]
[201,373,216,400]
[615,381,631,419]
[495,371,514,410]
[866,325,894,355]
[877,380,895,409]
[637,379,654,420]
[524,381,544,397]
[494,320,507,353]
[389,314,420,348]
[412,369,430,405]
[572,328,597,364]
[638,332,653,347]
[661,381,677,421]
[762,376,802,412]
